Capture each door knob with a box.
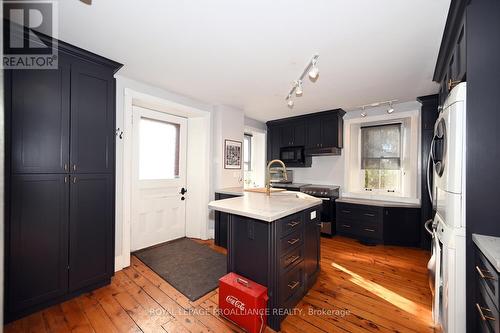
[180,188,187,195]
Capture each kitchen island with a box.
[208,191,322,331]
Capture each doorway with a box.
[130,106,187,251]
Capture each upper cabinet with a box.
[70,59,115,174]
[433,0,468,108]
[267,109,345,166]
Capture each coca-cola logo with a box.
[225,295,246,311]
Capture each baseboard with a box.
[114,254,130,271]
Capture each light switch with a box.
[310,211,317,220]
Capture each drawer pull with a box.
[287,221,300,228]
[342,224,351,228]
[341,210,351,214]
[364,213,376,217]
[288,281,300,290]
[287,238,300,245]
[476,266,496,280]
[286,255,300,265]
[476,303,496,321]
[364,228,376,232]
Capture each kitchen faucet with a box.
[265,159,288,196]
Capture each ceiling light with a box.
[308,59,319,80]
[295,80,303,96]
[387,102,394,114]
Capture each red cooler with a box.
[219,272,269,333]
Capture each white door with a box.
[131,106,187,251]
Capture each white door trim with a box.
[116,88,212,271]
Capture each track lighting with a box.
[284,54,319,108]
[357,99,398,116]
[295,80,303,96]
[308,58,319,80]
[387,102,394,114]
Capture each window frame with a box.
[244,133,252,172]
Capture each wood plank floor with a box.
[5,237,436,333]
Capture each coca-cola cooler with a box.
[219,272,269,333]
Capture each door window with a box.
[138,117,180,180]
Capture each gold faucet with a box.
[265,159,288,196]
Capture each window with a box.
[139,117,180,180]
[361,124,402,193]
[244,133,252,171]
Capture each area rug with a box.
[134,238,227,301]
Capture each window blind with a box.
[361,123,401,170]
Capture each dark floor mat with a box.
[134,238,227,301]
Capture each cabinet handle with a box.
[64,163,68,171]
[448,78,461,91]
[342,224,351,228]
[364,213,376,217]
[286,255,300,265]
[73,164,77,171]
[341,210,351,214]
[364,228,376,232]
[287,238,300,245]
[476,303,496,321]
[288,281,300,290]
[64,176,68,183]
[73,177,77,184]
[476,266,496,280]
[287,221,300,228]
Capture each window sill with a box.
[342,192,420,206]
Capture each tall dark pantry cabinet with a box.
[4,36,122,321]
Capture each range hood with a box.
[305,146,342,156]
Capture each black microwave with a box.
[280,146,311,167]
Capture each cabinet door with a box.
[304,209,321,281]
[307,118,322,148]
[70,60,115,173]
[9,61,70,173]
[9,174,69,313]
[69,174,114,291]
[269,126,282,161]
[321,114,340,148]
[293,122,307,146]
[281,125,294,146]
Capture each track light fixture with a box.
[357,99,398,116]
[285,54,319,108]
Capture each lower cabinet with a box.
[336,202,420,246]
[474,246,500,333]
[227,205,321,331]
[214,192,240,248]
[7,174,114,321]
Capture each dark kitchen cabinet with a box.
[5,33,122,321]
[214,192,242,249]
[304,208,321,289]
[70,60,115,174]
[8,174,69,314]
[267,109,345,164]
[69,174,114,292]
[9,61,70,174]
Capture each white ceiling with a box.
[58,0,450,122]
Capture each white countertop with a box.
[209,191,322,222]
[473,234,500,272]
[336,197,421,208]
[215,187,245,196]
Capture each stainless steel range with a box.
[300,185,340,237]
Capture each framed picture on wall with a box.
[224,139,242,169]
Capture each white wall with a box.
[212,105,245,189]
[291,101,421,197]
[0,51,4,328]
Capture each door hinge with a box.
[115,128,123,139]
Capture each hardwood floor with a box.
[5,237,435,333]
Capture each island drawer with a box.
[280,245,304,272]
[281,213,303,237]
[476,277,500,333]
[280,228,304,253]
[475,247,500,310]
[279,262,304,305]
